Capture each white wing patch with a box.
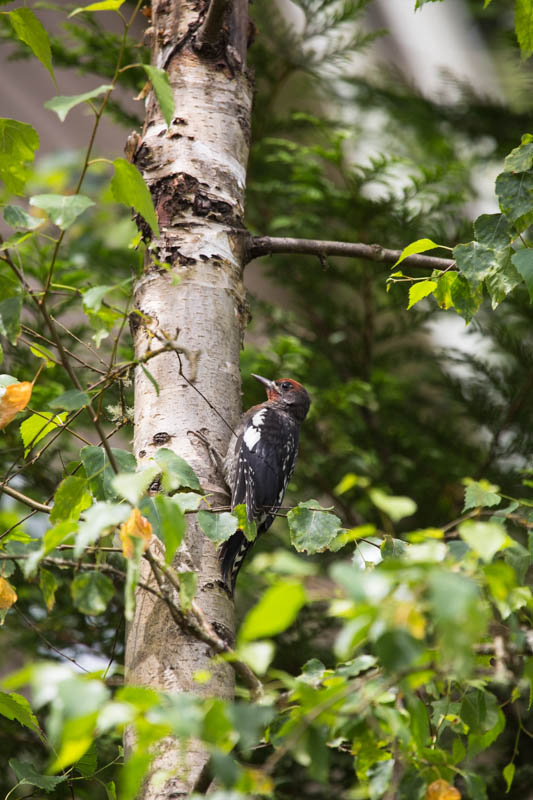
[242,409,267,450]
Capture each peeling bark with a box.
[125,1,253,796]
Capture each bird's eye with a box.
[280,381,292,391]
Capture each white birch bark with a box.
[124,1,253,796]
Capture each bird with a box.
[220,373,311,593]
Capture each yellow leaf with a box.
[119,507,152,558]
[0,577,18,609]
[426,779,461,800]
[0,382,33,429]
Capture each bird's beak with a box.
[252,373,277,393]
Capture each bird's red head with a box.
[252,374,311,422]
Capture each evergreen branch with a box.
[248,235,455,271]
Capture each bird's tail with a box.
[219,530,253,594]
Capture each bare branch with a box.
[0,483,52,514]
[248,235,455,271]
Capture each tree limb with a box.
[195,0,229,48]
[247,235,456,271]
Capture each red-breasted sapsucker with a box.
[220,374,311,592]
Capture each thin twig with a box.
[248,235,455,271]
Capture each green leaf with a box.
[393,238,442,266]
[8,9,54,82]
[239,580,306,642]
[434,272,458,309]
[50,476,92,524]
[24,520,77,576]
[155,447,201,491]
[495,170,533,230]
[20,412,67,457]
[124,535,143,622]
[80,445,136,501]
[112,465,161,505]
[197,510,237,545]
[374,630,423,672]
[111,158,159,236]
[74,744,98,778]
[0,296,22,344]
[82,285,113,312]
[179,571,197,611]
[463,481,501,512]
[29,193,95,230]
[449,274,483,323]
[74,501,130,557]
[39,567,59,611]
[71,571,115,615]
[511,249,533,301]
[153,495,186,563]
[143,65,174,128]
[503,762,515,793]
[70,0,125,15]
[49,389,90,411]
[44,84,112,122]
[0,118,39,195]
[473,213,513,248]
[458,520,509,562]
[0,692,42,738]
[369,488,417,521]
[140,364,160,396]
[454,241,511,289]
[30,342,56,368]
[3,205,41,230]
[515,0,533,58]
[407,280,437,309]
[287,500,341,553]
[232,503,257,542]
[505,141,533,173]
[9,759,66,791]
[171,492,202,512]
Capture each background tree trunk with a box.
[124,1,253,795]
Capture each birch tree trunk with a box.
[124,1,253,796]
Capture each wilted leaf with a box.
[0,576,17,609]
[0,381,32,429]
[120,507,153,558]
[71,571,115,615]
[425,778,461,800]
[239,580,306,642]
